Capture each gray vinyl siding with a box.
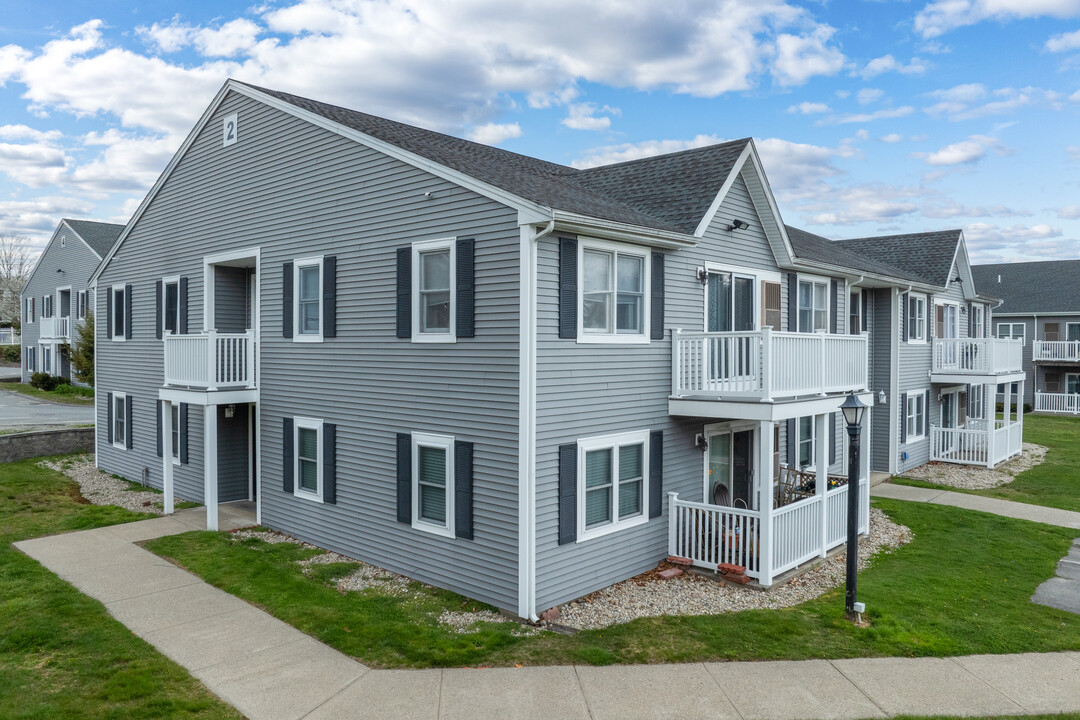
[217,404,249,502]
[94,90,521,612]
[869,289,892,473]
[214,266,250,332]
[20,223,101,383]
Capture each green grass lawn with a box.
[0,457,241,719]
[0,380,94,404]
[896,413,1080,513]
[146,498,1080,669]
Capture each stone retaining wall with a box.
[0,427,95,463]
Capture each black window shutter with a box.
[323,256,337,339]
[396,433,412,523]
[323,423,336,504]
[124,285,133,339]
[454,440,474,539]
[649,430,663,518]
[928,294,936,339]
[787,273,798,332]
[861,290,869,332]
[651,253,665,340]
[901,292,908,341]
[558,443,577,545]
[282,262,293,338]
[125,395,134,449]
[106,393,113,444]
[829,412,837,465]
[156,400,162,457]
[396,248,411,339]
[558,238,577,339]
[456,239,475,338]
[155,280,163,339]
[180,404,189,464]
[282,418,294,493]
[900,392,908,443]
[786,418,796,466]
[830,279,840,334]
[924,390,931,436]
[179,277,189,335]
[105,291,113,339]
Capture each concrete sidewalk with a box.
[14,509,1080,720]
[871,482,1080,529]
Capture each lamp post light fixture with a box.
[839,391,868,621]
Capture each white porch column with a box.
[815,413,829,558]
[205,404,218,531]
[986,382,997,469]
[161,399,174,515]
[757,420,774,586]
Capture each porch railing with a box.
[0,328,19,344]
[1033,340,1080,363]
[39,316,70,341]
[931,338,1022,375]
[930,423,1022,467]
[668,497,761,578]
[1034,392,1080,414]
[672,329,868,401]
[163,330,256,390]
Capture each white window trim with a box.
[24,298,32,324]
[1066,322,1080,343]
[796,274,830,334]
[293,256,324,343]
[111,283,126,342]
[170,403,183,466]
[1067,373,1080,395]
[907,293,927,344]
[161,275,181,337]
[849,287,863,336]
[39,344,52,375]
[972,305,985,339]
[905,393,926,443]
[411,238,457,344]
[701,261,764,333]
[576,429,651,543]
[997,322,1025,346]
[935,300,960,339]
[293,417,324,503]
[577,237,651,344]
[411,432,455,538]
[112,391,127,450]
[797,416,816,470]
[56,285,72,320]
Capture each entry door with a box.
[941,393,956,429]
[707,273,755,332]
[731,430,753,510]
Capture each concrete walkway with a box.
[0,387,95,428]
[14,508,1080,720]
[1034,538,1080,615]
[871,482,1080,529]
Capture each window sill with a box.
[576,514,648,543]
[412,519,455,538]
[576,334,650,345]
[293,488,324,504]
[906,339,926,345]
[111,337,127,343]
[293,334,323,343]
[412,334,456,344]
[112,442,126,451]
[903,436,926,445]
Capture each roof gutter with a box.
[788,258,939,294]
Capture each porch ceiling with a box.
[668,391,876,422]
[930,372,1026,385]
[158,387,258,407]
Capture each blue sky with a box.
[1,0,1079,263]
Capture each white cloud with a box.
[571,134,725,169]
[1072,89,1080,102]
[914,0,1080,39]
[0,196,96,239]
[466,122,522,145]
[0,124,63,142]
[1067,146,1080,160]
[922,202,1029,218]
[857,88,884,105]
[561,102,619,131]
[1056,205,1080,219]
[787,101,831,114]
[857,54,930,79]
[68,130,176,193]
[924,84,1061,120]
[963,222,1070,262]
[825,106,915,124]
[916,134,1009,166]
[881,133,904,143]
[1046,28,1080,52]
[0,142,70,187]
[803,184,922,225]
[771,26,846,86]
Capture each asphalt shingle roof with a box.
[240,82,750,236]
[971,260,1080,314]
[786,225,916,280]
[64,219,125,258]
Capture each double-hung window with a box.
[1068,323,1080,343]
[971,305,985,338]
[798,416,815,467]
[40,345,52,375]
[24,298,32,324]
[969,386,984,420]
[907,294,927,343]
[170,404,182,464]
[997,322,1025,345]
[579,240,650,341]
[797,278,828,333]
[411,239,455,342]
[905,394,926,441]
[1068,373,1080,395]
[293,418,323,500]
[112,285,126,340]
[162,278,180,335]
[412,432,454,537]
[577,430,649,541]
[849,289,862,335]
[294,258,323,341]
[113,393,127,449]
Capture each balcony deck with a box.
[38,316,71,342]
[930,338,1024,383]
[1033,340,1080,364]
[161,330,257,404]
[1035,392,1080,414]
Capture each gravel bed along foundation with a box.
[555,507,912,630]
[38,453,190,515]
[899,442,1048,490]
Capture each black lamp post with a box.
[839,392,868,620]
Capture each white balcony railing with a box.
[672,329,868,401]
[0,328,19,344]
[931,338,1022,375]
[1033,340,1080,363]
[930,421,1023,468]
[1035,392,1080,414]
[39,316,71,341]
[163,330,256,391]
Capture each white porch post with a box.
[205,404,218,531]
[162,399,174,515]
[986,382,996,469]
[815,413,829,558]
[757,420,774,586]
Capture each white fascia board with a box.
[63,220,104,261]
[788,258,940,294]
[951,234,977,301]
[693,142,751,238]
[552,212,696,249]
[669,392,875,422]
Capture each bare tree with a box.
[0,233,35,330]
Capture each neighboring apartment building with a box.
[89,80,1022,620]
[20,219,124,382]
[972,260,1080,415]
